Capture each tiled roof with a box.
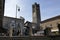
[41,15,60,23]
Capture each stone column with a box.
[29,23,32,36]
[9,27,13,37]
[29,27,32,36]
[20,16,25,36]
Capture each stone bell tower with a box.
[32,2,41,30]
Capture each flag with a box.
[15,5,20,18]
[16,5,20,12]
[18,8,20,11]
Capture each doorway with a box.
[58,24,60,33]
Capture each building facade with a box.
[3,16,25,36]
[40,15,60,35]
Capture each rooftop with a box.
[41,15,60,23]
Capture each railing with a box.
[0,35,60,40]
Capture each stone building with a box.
[3,16,25,36]
[24,21,32,36]
[41,15,60,35]
[32,2,41,31]
[24,2,60,36]
[0,1,59,36]
[32,2,60,36]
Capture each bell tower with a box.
[32,2,41,30]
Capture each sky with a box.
[4,0,60,22]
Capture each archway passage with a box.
[58,24,60,33]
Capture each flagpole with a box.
[15,5,20,27]
[15,5,17,29]
[16,5,17,19]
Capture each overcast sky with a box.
[4,0,60,22]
